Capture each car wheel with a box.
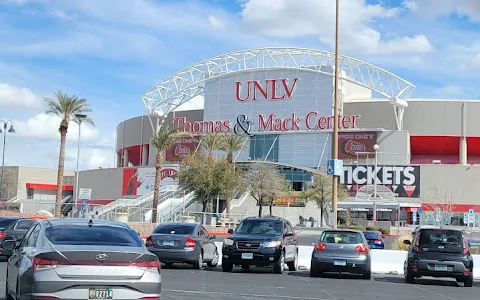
[405,268,415,284]
[192,252,203,270]
[163,263,173,268]
[362,271,371,280]
[222,260,233,272]
[309,262,322,277]
[241,264,250,270]
[207,249,219,267]
[273,251,285,274]
[287,250,298,271]
[464,274,474,287]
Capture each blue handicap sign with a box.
[82,200,87,213]
[417,208,423,215]
[327,159,343,176]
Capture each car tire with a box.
[405,269,415,284]
[222,260,233,272]
[464,274,474,287]
[207,249,219,268]
[192,252,203,270]
[274,251,285,274]
[362,271,371,280]
[309,262,322,277]
[287,250,298,271]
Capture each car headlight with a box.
[265,241,282,248]
[223,238,234,246]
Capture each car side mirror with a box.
[468,243,471,247]
[1,240,17,251]
[403,240,412,245]
[210,235,216,240]
[136,232,141,236]
[284,231,294,237]
[227,228,234,234]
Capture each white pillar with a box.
[116,153,122,167]
[123,149,129,167]
[460,102,467,165]
[142,145,148,166]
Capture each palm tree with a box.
[200,133,224,158]
[220,134,247,217]
[150,126,192,223]
[45,90,94,218]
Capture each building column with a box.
[460,102,467,165]
[116,153,122,167]
[141,145,148,166]
[123,149,129,167]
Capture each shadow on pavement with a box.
[375,276,480,287]
[288,271,365,280]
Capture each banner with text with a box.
[340,165,421,198]
[165,138,199,161]
[338,132,377,159]
[122,167,178,196]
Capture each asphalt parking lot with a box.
[0,259,477,300]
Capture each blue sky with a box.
[0,0,479,170]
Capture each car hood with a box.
[230,234,281,242]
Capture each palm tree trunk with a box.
[55,129,67,218]
[225,152,233,218]
[151,151,163,223]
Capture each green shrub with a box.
[365,226,378,231]
[392,234,412,251]
[378,227,390,235]
[470,246,480,255]
[349,225,366,231]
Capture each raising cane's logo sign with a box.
[165,138,198,161]
[338,132,377,159]
[340,165,421,198]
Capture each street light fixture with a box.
[74,114,87,217]
[0,120,15,200]
[373,144,380,223]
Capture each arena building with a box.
[77,48,480,227]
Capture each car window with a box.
[320,231,363,244]
[363,231,380,239]
[153,224,196,235]
[14,219,34,230]
[19,224,37,248]
[419,229,463,246]
[25,224,41,247]
[200,226,209,237]
[286,222,294,234]
[0,218,18,229]
[236,219,283,235]
[45,225,143,247]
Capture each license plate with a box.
[434,265,448,271]
[89,287,113,300]
[333,259,347,266]
[163,240,174,246]
[241,253,253,259]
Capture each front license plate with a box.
[89,287,113,300]
[333,259,347,266]
[434,265,448,271]
[163,240,174,246]
[241,253,254,259]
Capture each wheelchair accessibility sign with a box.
[327,159,343,176]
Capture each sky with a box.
[0,0,479,171]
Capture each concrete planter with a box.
[115,212,129,223]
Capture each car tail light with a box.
[0,232,6,239]
[141,297,160,300]
[32,257,161,273]
[464,269,470,276]
[314,242,327,251]
[184,236,196,248]
[145,236,153,247]
[355,244,369,254]
[374,239,382,244]
[462,238,469,255]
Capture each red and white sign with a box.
[235,78,299,102]
[166,138,199,161]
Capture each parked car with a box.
[0,217,35,257]
[222,216,298,274]
[467,237,480,247]
[403,227,474,287]
[362,230,385,249]
[3,218,161,300]
[145,222,219,269]
[310,229,371,279]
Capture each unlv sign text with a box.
[235,78,299,102]
[340,165,421,198]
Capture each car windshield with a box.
[236,219,282,235]
[45,225,143,247]
[15,219,34,230]
[154,224,195,235]
[419,229,463,249]
[363,231,380,239]
[320,231,363,244]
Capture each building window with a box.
[249,134,279,162]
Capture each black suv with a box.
[222,216,298,274]
[403,227,474,287]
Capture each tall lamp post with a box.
[373,144,379,223]
[0,120,15,200]
[331,0,341,229]
[74,114,87,216]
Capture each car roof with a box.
[243,216,285,222]
[323,229,363,234]
[156,222,198,228]
[43,218,130,228]
[0,216,26,220]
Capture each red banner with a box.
[165,138,199,161]
[338,132,377,159]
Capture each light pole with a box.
[330,0,341,229]
[74,114,87,217]
[0,120,15,200]
[373,144,379,223]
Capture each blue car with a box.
[467,238,480,247]
[363,231,385,249]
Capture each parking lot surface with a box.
[1,259,477,300]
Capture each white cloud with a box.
[13,113,100,142]
[174,95,204,111]
[405,0,480,22]
[208,15,227,30]
[433,85,466,97]
[240,0,433,55]
[0,83,41,109]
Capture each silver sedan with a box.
[3,218,161,300]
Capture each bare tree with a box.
[0,168,17,200]
[422,185,455,227]
[245,163,288,217]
